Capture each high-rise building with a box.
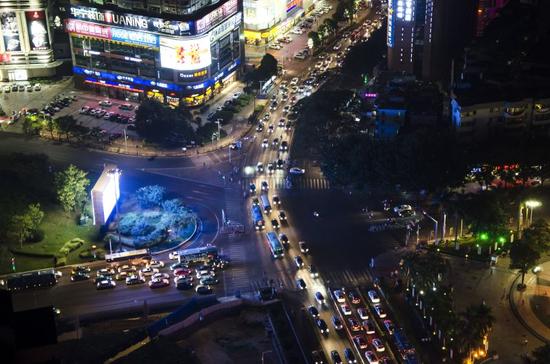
[0,0,63,81]
[66,0,244,107]
[475,0,509,36]
[387,0,476,83]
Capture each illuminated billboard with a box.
[1,11,22,52]
[160,36,211,71]
[91,165,120,225]
[66,19,159,46]
[196,0,239,34]
[25,11,50,50]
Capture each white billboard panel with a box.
[159,36,211,71]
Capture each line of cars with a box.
[2,83,41,93]
[69,254,228,294]
[35,95,77,118]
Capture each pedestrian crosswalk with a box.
[321,269,373,288]
[242,177,331,191]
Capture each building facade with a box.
[0,0,62,81]
[243,0,316,44]
[475,0,509,36]
[67,0,244,107]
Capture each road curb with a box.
[508,272,550,343]
[150,217,200,256]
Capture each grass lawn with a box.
[5,206,100,274]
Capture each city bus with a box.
[105,249,150,263]
[260,194,272,214]
[177,246,218,264]
[5,269,58,291]
[266,231,284,258]
[251,205,265,230]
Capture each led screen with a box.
[25,11,50,50]
[100,172,118,223]
[1,11,21,52]
[160,36,211,71]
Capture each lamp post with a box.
[423,211,439,245]
[525,200,542,226]
[518,199,542,239]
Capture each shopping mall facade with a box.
[243,0,317,44]
[0,0,62,81]
[66,0,244,107]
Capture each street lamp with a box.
[518,199,542,238]
[525,200,542,226]
[423,211,439,245]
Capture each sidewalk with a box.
[510,260,550,342]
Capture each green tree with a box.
[323,18,338,34]
[135,100,195,145]
[308,31,321,48]
[530,343,550,364]
[462,191,510,240]
[522,219,550,252]
[54,165,90,212]
[27,203,44,231]
[510,239,541,287]
[45,118,57,140]
[55,115,77,143]
[10,203,44,248]
[136,185,166,209]
[22,115,44,135]
[245,53,278,87]
[457,304,495,361]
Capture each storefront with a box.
[0,3,61,81]
[67,0,243,107]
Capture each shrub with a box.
[161,199,185,214]
[56,256,67,266]
[58,238,84,256]
[118,212,139,235]
[213,110,233,124]
[136,185,166,208]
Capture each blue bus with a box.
[251,205,265,230]
[260,194,272,214]
[266,231,284,258]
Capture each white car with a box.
[393,204,413,214]
[168,251,179,260]
[368,290,380,304]
[374,305,387,318]
[358,308,369,320]
[372,338,385,352]
[149,260,165,268]
[340,303,352,315]
[256,162,264,173]
[289,167,305,175]
[99,99,112,107]
[152,272,170,280]
[269,43,282,50]
[290,77,299,86]
[333,289,345,303]
[141,267,159,276]
[261,138,269,148]
[365,351,379,364]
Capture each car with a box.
[352,334,368,350]
[141,267,159,276]
[299,241,309,254]
[368,290,380,304]
[289,167,306,175]
[267,124,274,133]
[393,204,413,214]
[332,315,343,330]
[149,260,165,268]
[279,233,289,248]
[312,350,326,364]
[252,197,260,206]
[113,272,128,281]
[99,99,112,107]
[365,351,379,364]
[290,77,299,86]
[262,112,271,122]
[344,348,357,364]
[372,338,385,352]
[18,84,25,92]
[152,272,170,280]
[256,162,265,173]
[297,278,307,290]
[279,141,289,151]
[333,289,346,303]
[175,278,194,290]
[282,105,291,115]
[271,218,280,229]
[96,268,115,277]
[11,84,18,92]
[117,264,136,273]
[348,317,362,332]
[308,305,320,318]
[269,43,282,50]
[341,303,352,316]
[309,265,319,278]
[79,106,91,114]
[173,267,193,276]
[348,290,360,304]
[169,261,188,270]
[267,163,275,174]
[249,183,256,193]
[358,308,369,320]
[96,279,116,290]
[149,277,170,288]
[261,180,269,191]
[270,102,278,111]
[256,124,264,132]
[261,138,269,148]
[315,291,325,304]
[363,320,376,334]
[103,111,115,120]
[72,265,91,274]
[200,276,219,285]
[330,350,342,364]
[272,138,279,146]
[272,195,281,206]
[3,85,10,93]
[294,255,304,268]
[317,319,329,335]
[168,251,180,260]
[383,320,395,335]
[195,284,213,294]
[374,305,387,318]
[126,275,146,285]
[70,272,90,282]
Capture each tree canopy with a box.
[245,53,278,87]
[54,164,90,213]
[135,100,195,145]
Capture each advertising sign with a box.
[25,11,50,50]
[111,27,159,47]
[1,11,21,52]
[66,19,111,39]
[160,36,211,71]
[196,0,239,34]
[69,5,193,36]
